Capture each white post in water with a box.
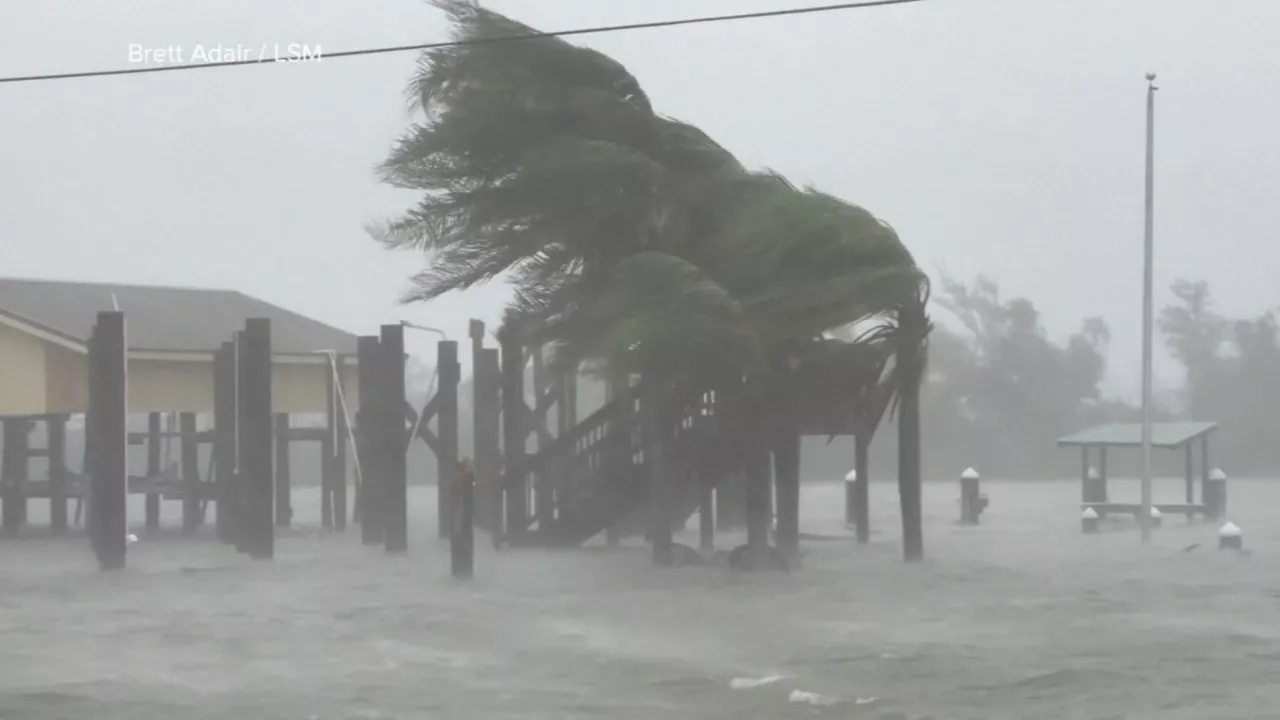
[1139,73,1158,543]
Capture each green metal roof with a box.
[1056,422,1218,449]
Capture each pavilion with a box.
[1056,421,1220,519]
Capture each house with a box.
[0,278,359,416]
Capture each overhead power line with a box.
[0,0,929,85]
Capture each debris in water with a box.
[729,675,781,689]
[788,689,835,706]
[1182,543,1201,553]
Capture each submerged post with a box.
[381,323,408,554]
[240,318,274,559]
[698,472,714,554]
[144,412,161,531]
[476,347,502,537]
[47,415,68,534]
[356,336,383,545]
[274,413,292,528]
[499,330,527,540]
[451,459,476,579]
[89,311,128,571]
[213,341,237,543]
[332,360,349,532]
[436,340,461,540]
[180,412,200,534]
[0,420,30,535]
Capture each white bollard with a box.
[843,469,858,526]
[1149,506,1163,528]
[1206,468,1228,520]
[960,467,982,525]
[1218,521,1242,551]
[1081,506,1099,534]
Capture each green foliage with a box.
[374,0,928,416]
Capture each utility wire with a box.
[0,0,929,85]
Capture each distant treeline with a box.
[18,274,1267,487]
[420,274,1280,483]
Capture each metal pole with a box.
[1140,73,1158,543]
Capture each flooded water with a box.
[2,477,1278,719]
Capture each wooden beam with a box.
[381,324,408,553]
[89,311,128,570]
[436,340,460,539]
[180,412,200,534]
[213,341,237,544]
[356,335,383,545]
[239,319,274,559]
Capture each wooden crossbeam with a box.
[127,430,216,443]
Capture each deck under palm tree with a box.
[374,0,931,564]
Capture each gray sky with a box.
[4,0,1279,400]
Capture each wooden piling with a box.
[475,348,502,537]
[332,360,349,531]
[47,415,68,533]
[89,311,128,570]
[274,413,292,527]
[1,420,30,535]
[772,428,801,563]
[145,412,162,530]
[239,319,274,559]
[744,443,771,561]
[233,332,251,554]
[451,460,476,579]
[213,341,237,544]
[644,385,674,567]
[356,336,383,545]
[180,412,200,533]
[499,331,527,539]
[698,472,714,554]
[381,324,408,554]
[436,340,461,540]
[854,431,870,543]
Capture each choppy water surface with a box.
[3,478,1279,719]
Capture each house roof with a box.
[0,277,358,356]
[1056,421,1218,449]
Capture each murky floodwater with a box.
[2,478,1277,719]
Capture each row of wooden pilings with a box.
[61,311,477,574]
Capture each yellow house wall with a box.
[0,323,48,415]
[43,343,88,414]
[40,341,361,415]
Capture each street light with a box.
[1139,72,1158,543]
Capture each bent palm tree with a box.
[374,0,931,562]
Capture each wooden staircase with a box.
[513,389,723,547]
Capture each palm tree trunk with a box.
[772,426,801,564]
[897,326,926,562]
[854,429,871,544]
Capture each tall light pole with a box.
[1139,73,1158,543]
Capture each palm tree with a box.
[374,0,931,563]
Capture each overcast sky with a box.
[4,0,1279,400]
